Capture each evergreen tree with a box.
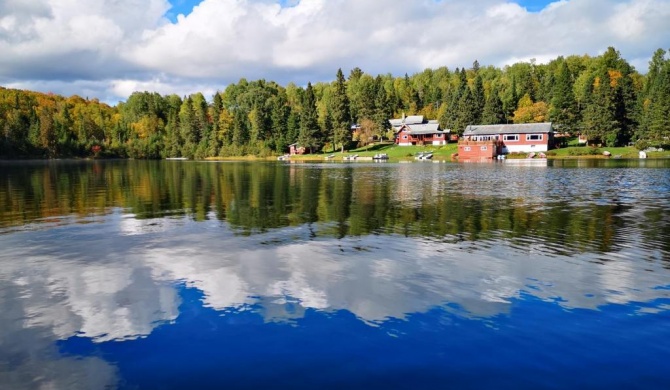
[269,94,289,153]
[454,88,476,134]
[481,85,506,125]
[472,74,485,124]
[582,71,620,146]
[179,97,196,158]
[640,49,670,142]
[298,83,321,153]
[549,61,578,133]
[331,69,351,152]
[232,109,249,148]
[441,68,468,131]
[286,108,300,146]
[373,75,392,141]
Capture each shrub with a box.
[568,146,600,156]
[634,139,649,151]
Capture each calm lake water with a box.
[1,159,669,389]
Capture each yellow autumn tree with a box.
[513,93,549,123]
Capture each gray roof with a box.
[389,115,426,128]
[389,119,404,127]
[400,123,444,134]
[464,122,553,136]
[404,115,424,125]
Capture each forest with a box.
[1,47,669,159]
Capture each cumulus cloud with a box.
[1,0,669,103]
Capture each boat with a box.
[343,154,358,161]
[372,153,389,160]
[166,157,188,160]
[277,154,290,161]
[416,152,433,160]
[325,154,336,160]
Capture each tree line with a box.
[1,47,669,159]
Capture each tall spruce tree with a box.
[582,71,620,146]
[642,49,670,142]
[373,75,392,141]
[298,83,321,153]
[331,69,351,152]
[481,85,506,125]
[549,61,578,133]
[454,88,477,134]
[472,74,485,124]
[179,96,196,157]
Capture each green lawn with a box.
[549,145,638,158]
[282,142,669,161]
[347,143,458,159]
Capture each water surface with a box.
[1,160,669,389]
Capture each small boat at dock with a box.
[416,152,433,160]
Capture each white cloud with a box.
[1,0,669,102]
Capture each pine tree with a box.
[454,88,476,134]
[179,97,196,158]
[331,69,351,152]
[373,76,392,141]
[644,50,670,142]
[481,85,506,125]
[298,83,321,153]
[441,68,468,131]
[269,94,289,153]
[582,71,620,146]
[231,108,249,151]
[549,61,578,133]
[472,74,485,124]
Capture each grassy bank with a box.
[547,146,670,159]
[204,142,669,162]
[282,142,458,161]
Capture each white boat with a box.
[416,152,433,160]
[277,154,290,161]
[166,157,188,160]
[343,154,358,161]
[325,154,336,160]
[373,153,389,160]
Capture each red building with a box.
[389,115,449,146]
[458,123,554,161]
[289,143,307,155]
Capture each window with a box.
[403,135,408,139]
[481,146,487,151]
[464,146,471,152]
[526,134,542,141]
[475,136,492,141]
[503,134,519,141]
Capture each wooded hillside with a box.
[1,47,669,158]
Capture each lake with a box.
[1,159,669,389]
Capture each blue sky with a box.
[1,0,669,103]
[166,0,204,22]
[515,0,556,12]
